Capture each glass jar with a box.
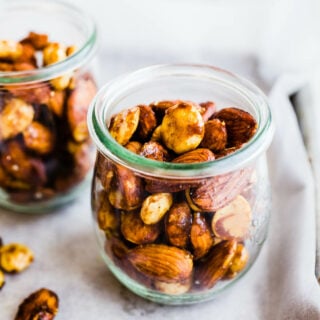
[0,0,97,213]
[88,64,274,304]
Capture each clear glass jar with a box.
[0,0,97,213]
[88,64,274,304]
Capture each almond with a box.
[127,244,193,283]
[213,107,257,147]
[121,211,160,245]
[194,240,237,289]
[165,201,192,249]
[190,213,214,260]
[201,119,227,152]
[186,168,252,212]
[136,105,157,140]
[172,148,214,164]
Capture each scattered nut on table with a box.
[14,288,59,320]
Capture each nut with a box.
[125,141,142,154]
[161,102,204,154]
[108,164,144,210]
[5,84,51,105]
[212,195,252,241]
[150,125,162,142]
[172,148,215,163]
[21,31,49,50]
[109,106,140,145]
[199,101,216,122]
[140,141,170,161]
[0,269,5,290]
[43,42,66,66]
[154,278,191,295]
[137,105,157,140]
[194,240,237,289]
[149,100,181,123]
[165,201,192,249]
[0,243,34,273]
[1,141,47,186]
[214,107,257,147]
[14,288,59,320]
[140,192,173,225]
[186,168,252,212]
[121,210,160,244]
[0,40,23,61]
[190,213,214,260]
[97,192,120,235]
[201,119,227,152]
[67,73,97,142]
[224,243,249,279]
[47,90,66,117]
[0,98,35,140]
[16,43,36,65]
[23,122,54,154]
[127,244,193,283]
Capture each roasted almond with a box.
[165,201,192,249]
[194,240,237,289]
[136,105,157,140]
[127,244,193,283]
[190,212,214,260]
[213,107,257,147]
[186,168,252,212]
[172,148,215,164]
[121,211,160,245]
[201,119,227,152]
[199,101,216,122]
[154,278,192,295]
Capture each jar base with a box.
[0,173,92,214]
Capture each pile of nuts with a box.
[0,32,97,204]
[93,100,257,294]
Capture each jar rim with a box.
[88,64,274,178]
[0,0,97,84]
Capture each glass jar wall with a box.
[88,64,274,304]
[0,0,97,213]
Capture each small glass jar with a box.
[0,0,97,213]
[88,64,274,304]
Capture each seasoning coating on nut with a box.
[172,148,215,164]
[0,243,34,273]
[161,102,204,154]
[137,105,157,140]
[109,107,140,145]
[14,288,59,320]
[140,141,170,161]
[140,192,173,225]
